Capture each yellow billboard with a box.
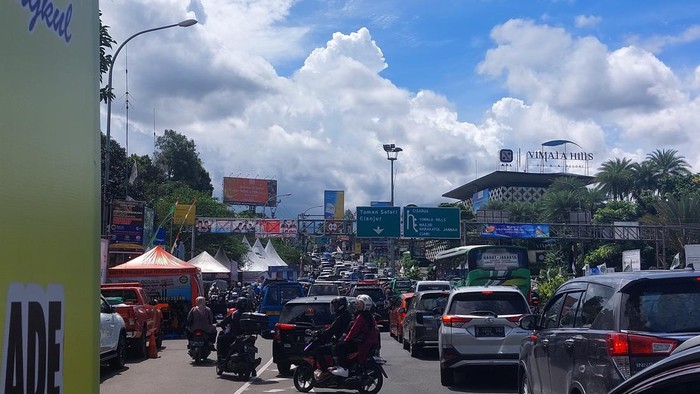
[1,1,100,392]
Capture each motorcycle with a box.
[215,333,262,380]
[293,330,387,394]
[188,329,212,364]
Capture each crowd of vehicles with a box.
[102,244,700,394]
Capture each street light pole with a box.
[265,193,292,218]
[102,19,198,236]
[383,143,402,276]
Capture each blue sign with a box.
[356,206,401,238]
[403,207,460,239]
[481,223,550,238]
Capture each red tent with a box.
[108,246,202,307]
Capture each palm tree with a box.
[647,149,690,178]
[596,158,634,200]
[630,161,658,198]
[643,195,700,266]
[538,190,580,223]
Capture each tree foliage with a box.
[154,130,213,195]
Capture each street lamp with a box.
[265,193,292,218]
[300,205,323,219]
[383,143,402,276]
[102,18,198,236]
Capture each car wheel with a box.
[109,333,126,369]
[440,365,454,386]
[520,372,531,394]
[277,362,292,375]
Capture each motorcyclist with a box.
[186,296,217,350]
[331,294,379,378]
[216,297,247,369]
[313,297,353,375]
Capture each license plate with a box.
[475,326,504,337]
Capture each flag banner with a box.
[129,161,138,185]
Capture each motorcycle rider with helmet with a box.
[216,297,248,369]
[313,296,353,375]
[330,294,379,378]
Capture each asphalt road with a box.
[100,332,518,394]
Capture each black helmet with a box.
[330,296,348,314]
[236,297,248,311]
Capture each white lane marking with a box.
[263,390,285,393]
[233,357,274,394]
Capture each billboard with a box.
[110,200,145,252]
[223,177,277,205]
[324,190,344,219]
[2,2,101,392]
[173,202,196,225]
[480,223,550,238]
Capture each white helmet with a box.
[356,294,374,311]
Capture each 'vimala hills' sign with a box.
[500,140,593,175]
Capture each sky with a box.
[99,0,700,219]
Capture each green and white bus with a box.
[433,245,531,298]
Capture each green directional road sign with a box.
[356,206,401,238]
[403,207,461,239]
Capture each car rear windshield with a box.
[417,284,450,291]
[101,290,139,304]
[351,287,385,302]
[448,291,529,315]
[280,303,334,327]
[417,293,449,311]
[394,281,412,289]
[309,285,339,296]
[622,278,700,333]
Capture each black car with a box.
[609,344,700,394]
[349,284,390,329]
[401,290,449,357]
[518,270,700,394]
[268,295,355,375]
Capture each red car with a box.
[389,292,414,344]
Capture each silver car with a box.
[438,286,531,386]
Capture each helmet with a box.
[236,297,248,311]
[355,294,374,311]
[330,297,348,314]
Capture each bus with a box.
[433,245,531,299]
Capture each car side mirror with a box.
[433,307,444,315]
[260,330,274,340]
[518,314,538,330]
[150,299,158,306]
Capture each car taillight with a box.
[505,315,524,323]
[273,323,296,342]
[194,331,203,337]
[482,291,493,295]
[441,315,471,328]
[606,333,679,379]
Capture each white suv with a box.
[100,295,127,369]
[438,286,530,386]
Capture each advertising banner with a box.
[472,189,490,214]
[324,190,345,219]
[223,177,277,205]
[196,218,297,237]
[110,200,146,252]
[481,223,550,238]
[1,2,101,392]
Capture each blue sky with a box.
[99,0,700,218]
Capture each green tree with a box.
[642,195,700,264]
[592,200,639,224]
[629,161,658,199]
[399,253,423,280]
[596,158,634,200]
[101,134,128,204]
[506,201,538,222]
[583,244,622,270]
[99,11,117,103]
[154,130,213,194]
